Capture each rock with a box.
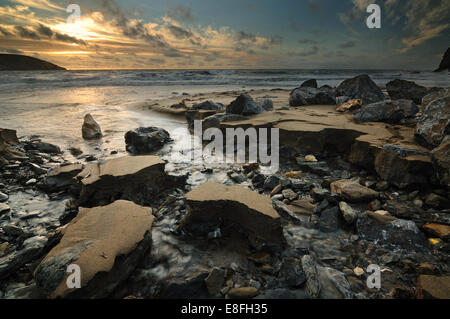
[417,275,450,299]
[279,257,306,287]
[319,206,341,232]
[386,79,428,105]
[354,100,418,123]
[0,191,8,202]
[286,198,316,216]
[300,79,318,88]
[289,86,335,106]
[356,214,426,250]
[263,175,280,190]
[0,236,48,280]
[330,179,379,203]
[305,155,318,162]
[318,267,353,299]
[301,255,320,299]
[40,163,83,192]
[34,200,154,298]
[368,199,381,211]
[226,94,263,115]
[258,99,274,111]
[434,47,450,72]
[353,267,364,277]
[296,159,330,176]
[34,142,61,154]
[248,252,270,265]
[415,95,450,149]
[422,224,450,240]
[365,210,397,224]
[382,144,428,158]
[204,267,225,296]
[191,100,224,111]
[125,127,171,155]
[425,193,450,209]
[26,178,37,185]
[336,99,362,113]
[162,271,209,299]
[227,287,259,299]
[422,88,449,106]
[282,189,298,201]
[335,74,385,105]
[338,202,358,224]
[431,136,450,187]
[284,171,302,179]
[182,182,283,243]
[186,109,218,129]
[202,113,248,130]
[76,155,176,206]
[81,114,102,140]
[0,203,10,214]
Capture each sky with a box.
[0,0,449,70]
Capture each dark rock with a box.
[0,191,8,202]
[226,94,263,115]
[0,54,66,71]
[354,100,418,123]
[289,86,335,106]
[425,193,450,210]
[336,74,385,105]
[82,114,102,140]
[125,127,171,155]
[204,267,225,296]
[162,271,209,299]
[263,175,280,190]
[319,207,341,233]
[34,142,61,154]
[279,257,306,287]
[40,164,83,192]
[386,79,428,105]
[434,47,450,72]
[415,95,450,149]
[356,214,427,250]
[258,99,274,111]
[191,100,224,111]
[202,113,248,130]
[431,136,450,187]
[255,288,298,299]
[301,255,320,299]
[300,79,318,88]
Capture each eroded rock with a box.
[81,114,102,140]
[226,94,263,115]
[289,86,335,106]
[181,182,284,244]
[354,100,418,123]
[386,79,428,105]
[335,75,385,105]
[431,136,450,187]
[125,127,171,155]
[34,200,154,298]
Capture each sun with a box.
[51,15,107,42]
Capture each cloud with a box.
[14,25,39,39]
[168,25,193,39]
[168,5,194,23]
[291,46,319,57]
[339,40,356,48]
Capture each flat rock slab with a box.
[35,200,154,298]
[182,181,283,243]
[220,106,432,187]
[76,155,168,206]
[417,275,450,299]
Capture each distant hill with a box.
[434,48,450,72]
[0,54,66,71]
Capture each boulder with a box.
[335,74,385,105]
[75,155,174,206]
[415,96,450,149]
[356,214,427,250]
[354,99,418,123]
[434,47,450,72]
[386,79,428,105]
[181,181,284,244]
[81,114,102,140]
[125,127,171,155]
[191,100,224,111]
[330,179,379,203]
[226,94,263,115]
[289,86,335,106]
[431,136,450,187]
[417,275,450,299]
[300,79,318,88]
[34,200,154,298]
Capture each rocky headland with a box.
[0,54,66,71]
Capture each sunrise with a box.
[0,0,449,306]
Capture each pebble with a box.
[0,191,8,202]
[25,179,37,186]
[353,267,365,277]
[0,203,11,214]
[305,155,318,162]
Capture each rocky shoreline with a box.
[0,74,449,299]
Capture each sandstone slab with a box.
[34,200,154,298]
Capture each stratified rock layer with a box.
[181,181,284,243]
[34,200,154,298]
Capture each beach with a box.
[1,69,450,299]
